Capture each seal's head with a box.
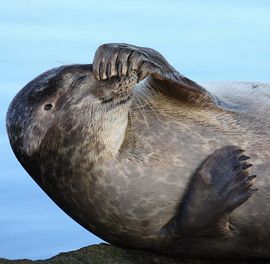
[6,64,138,176]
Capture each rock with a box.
[0,243,267,264]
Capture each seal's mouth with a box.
[102,94,132,105]
[102,94,132,110]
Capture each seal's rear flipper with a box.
[159,146,257,238]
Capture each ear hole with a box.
[44,103,53,110]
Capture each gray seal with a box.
[6,43,270,258]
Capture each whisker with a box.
[142,82,176,120]
[134,94,150,128]
[136,90,163,123]
[128,110,135,144]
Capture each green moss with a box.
[0,243,264,264]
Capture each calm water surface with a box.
[1,0,269,260]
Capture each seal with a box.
[6,43,270,258]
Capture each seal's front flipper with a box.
[160,146,257,238]
[92,43,217,106]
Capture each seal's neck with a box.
[86,104,131,164]
[102,109,129,159]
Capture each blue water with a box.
[0,0,269,260]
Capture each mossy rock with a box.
[0,243,268,264]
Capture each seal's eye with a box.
[44,103,53,110]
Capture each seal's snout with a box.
[111,70,138,96]
[94,70,138,106]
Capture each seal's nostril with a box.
[44,103,53,110]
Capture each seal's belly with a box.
[78,100,269,245]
